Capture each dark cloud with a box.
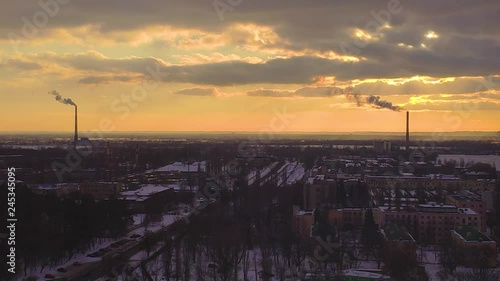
[1,1,498,84]
[77,75,142,84]
[353,77,500,96]
[16,51,500,87]
[2,58,42,70]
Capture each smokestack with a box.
[135,144,139,167]
[74,106,78,149]
[406,111,409,151]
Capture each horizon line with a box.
[0,130,499,134]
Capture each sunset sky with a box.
[0,0,499,133]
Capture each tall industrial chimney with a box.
[74,105,78,149]
[406,111,409,151]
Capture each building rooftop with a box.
[341,269,392,280]
[382,224,415,242]
[154,161,206,173]
[296,210,314,216]
[417,203,457,213]
[452,225,494,243]
[119,184,173,201]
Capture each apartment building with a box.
[374,203,481,244]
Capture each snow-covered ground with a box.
[21,213,179,281]
[132,214,146,225]
[155,161,207,173]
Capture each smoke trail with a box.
[365,95,401,111]
[49,90,77,106]
[344,87,362,106]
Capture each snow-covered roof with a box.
[341,269,391,279]
[120,184,174,201]
[154,161,206,173]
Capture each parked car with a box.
[73,261,82,266]
[57,267,67,273]
[45,274,55,279]
[130,234,141,239]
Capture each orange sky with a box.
[0,1,499,133]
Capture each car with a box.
[73,261,82,266]
[45,274,55,279]
[57,267,67,273]
[130,234,141,239]
[86,253,97,258]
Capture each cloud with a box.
[247,89,294,97]
[174,52,263,65]
[1,1,498,90]
[29,51,170,74]
[78,75,142,85]
[17,51,498,86]
[352,77,500,96]
[175,87,219,96]
[0,58,42,70]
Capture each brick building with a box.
[451,225,497,267]
[374,203,481,244]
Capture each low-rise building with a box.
[365,176,495,192]
[381,224,417,261]
[31,183,79,198]
[79,181,123,200]
[303,175,337,209]
[292,205,314,240]
[374,203,481,244]
[118,184,174,212]
[446,191,487,231]
[451,225,497,268]
[328,208,366,230]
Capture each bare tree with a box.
[274,256,289,281]
[195,258,208,281]
[455,267,500,281]
[182,240,192,281]
[440,241,459,275]
[242,250,251,281]
[162,237,173,281]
